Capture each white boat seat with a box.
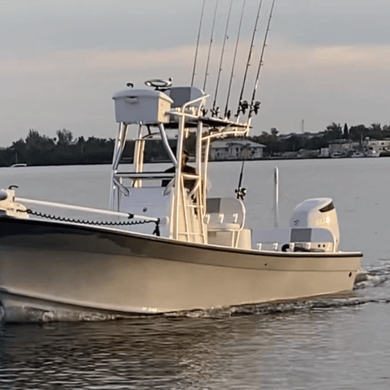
[205,197,245,231]
[207,222,241,231]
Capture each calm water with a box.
[0,159,390,389]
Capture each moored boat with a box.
[350,151,365,158]
[10,163,27,168]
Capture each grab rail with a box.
[115,171,175,179]
[15,197,163,223]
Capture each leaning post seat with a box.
[205,197,244,230]
[205,197,251,249]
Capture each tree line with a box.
[249,123,390,156]
[0,129,183,167]
[0,123,388,166]
[0,130,115,167]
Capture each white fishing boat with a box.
[350,151,364,158]
[10,163,27,168]
[0,1,362,322]
[0,78,362,322]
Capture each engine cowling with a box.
[289,198,340,251]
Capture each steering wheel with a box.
[145,79,172,89]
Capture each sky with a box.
[1,0,390,147]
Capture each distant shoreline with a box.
[3,155,387,169]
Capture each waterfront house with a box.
[209,140,265,161]
[363,138,390,157]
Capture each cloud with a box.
[1,47,191,73]
[254,40,390,134]
[0,45,198,147]
[2,38,390,147]
[262,37,390,74]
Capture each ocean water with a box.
[0,158,390,389]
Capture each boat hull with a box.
[0,218,362,322]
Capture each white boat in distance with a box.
[0,78,362,322]
[10,163,27,168]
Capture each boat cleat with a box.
[0,188,29,219]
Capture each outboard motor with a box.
[289,198,340,251]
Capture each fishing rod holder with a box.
[210,107,220,117]
[250,101,261,116]
[236,100,249,116]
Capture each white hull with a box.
[0,218,362,322]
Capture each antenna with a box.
[203,0,219,92]
[248,0,276,121]
[224,0,246,118]
[235,0,263,118]
[274,166,279,228]
[191,0,206,87]
[211,0,233,117]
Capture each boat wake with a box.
[0,304,132,324]
[2,294,390,323]
[166,264,390,319]
[166,295,390,320]
[354,261,390,290]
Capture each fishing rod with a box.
[211,0,233,117]
[191,0,206,87]
[248,0,276,121]
[235,160,247,200]
[203,0,219,92]
[235,0,263,118]
[224,0,246,119]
